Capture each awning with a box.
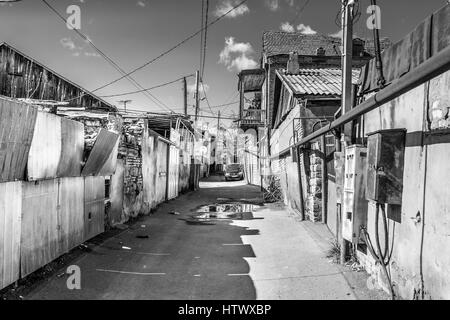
[238,69,265,93]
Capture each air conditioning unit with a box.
[342,145,369,243]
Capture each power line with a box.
[40,0,174,112]
[99,74,195,98]
[85,0,250,94]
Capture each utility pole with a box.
[118,99,132,113]
[195,70,200,122]
[216,111,221,172]
[340,0,357,265]
[183,77,188,116]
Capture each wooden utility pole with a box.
[183,76,188,116]
[195,71,200,122]
[340,0,357,265]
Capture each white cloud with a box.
[266,0,279,11]
[329,30,343,39]
[60,37,77,51]
[280,22,295,33]
[285,0,295,7]
[296,23,317,35]
[215,0,249,18]
[266,0,298,11]
[84,52,100,58]
[280,22,317,35]
[60,37,100,58]
[137,1,146,7]
[219,37,258,72]
[187,83,210,94]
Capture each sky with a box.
[0,0,447,125]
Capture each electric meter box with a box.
[366,129,406,205]
[342,145,368,243]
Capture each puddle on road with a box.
[182,203,264,225]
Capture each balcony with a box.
[239,109,265,129]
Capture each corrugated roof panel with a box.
[277,68,361,96]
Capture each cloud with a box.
[215,0,249,18]
[285,0,295,6]
[329,30,343,39]
[84,52,101,58]
[296,23,317,35]
[266,0,298,11]
[187,83,210,95]
[137,1,146,7]
[280,22,295,33]
[280,22,317,35]
[60,37,100,58]
[219,37,258,72]
[60,38,77,51]
[266,0,279,11]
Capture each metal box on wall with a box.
[342,146,368,243]
[366,129,406,205]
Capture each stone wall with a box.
[306,141,323,222]
[119,118,146,218]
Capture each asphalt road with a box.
[25,176,387,300]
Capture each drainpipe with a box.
[321,134,328,225]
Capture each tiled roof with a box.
[262,31,342,57]
[276,68,361,96]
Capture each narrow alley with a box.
[16,177,386,300]
[1,0,450,308]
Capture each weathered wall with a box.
[358,71,450,299]
[0,98,37,182]
[109,159,125,226]
[0,182,22,289]
[120,118,146,218]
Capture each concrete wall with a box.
[357,71,450,299]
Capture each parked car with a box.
[224,163,244,181]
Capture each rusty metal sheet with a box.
[56,118,84,177]
[58,177,85,253]
[21,179,59,277]
[97,137,119,176]
[0,182,22,290]
[84,176,105,241]
[82,129,119,176]
[27,112,62,181]
[411,17,432,69]
[0,99,37,182]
